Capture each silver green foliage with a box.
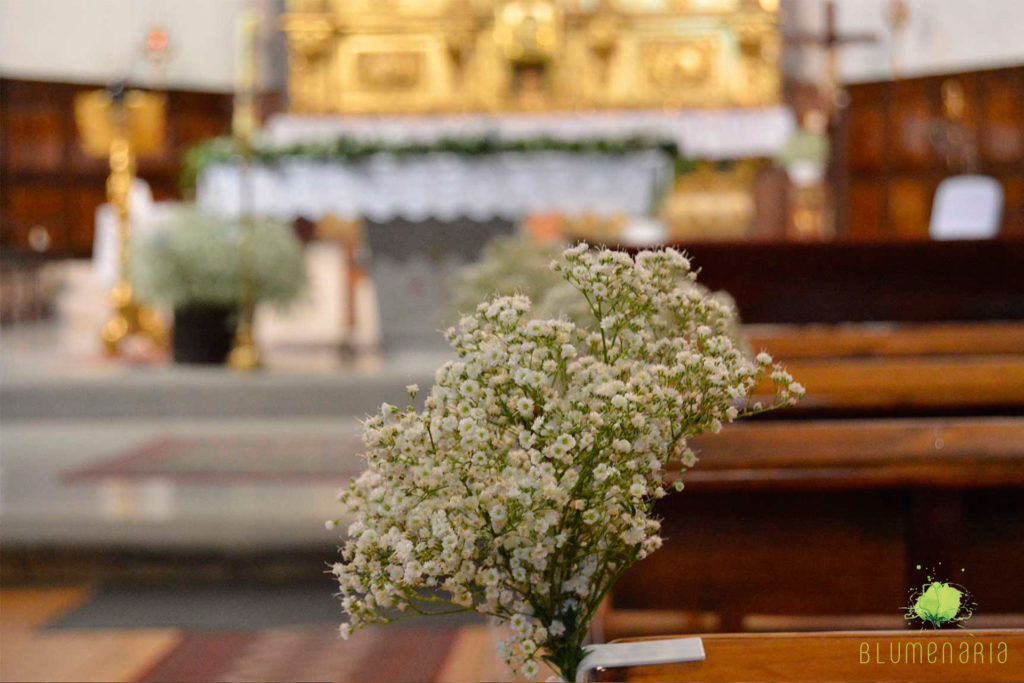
[132,206,307,309]
[449,234,746,348]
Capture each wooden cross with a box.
[784,0,880,111]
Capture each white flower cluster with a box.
[330,245,800,680]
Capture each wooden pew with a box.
[596,630,1024,682]
[747,321,1024,359]
[601,321,1024,639]
[749,321,1024,415]
[681,418,1024,490]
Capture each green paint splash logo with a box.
[904,565,976,629]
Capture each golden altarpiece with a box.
[281,0,782,114]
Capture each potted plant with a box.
[328,245,802,680]
[133,206,306,364]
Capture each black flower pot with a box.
[172,304,238,364]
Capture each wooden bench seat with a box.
[683,417,1024,490]
[747,321,1024,359]
[752,356,1024,414]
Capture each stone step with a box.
[1,353,445,421]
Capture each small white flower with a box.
[490,504,507,523]
[406,383,419,398]
[510,613,529,632]
[522,660,539,679]
[516,396,535,417]
[338,623,352,640]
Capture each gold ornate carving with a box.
[494,0,560,64]
[356,51,424,90]
[281,0,781,113]
[642,40,715,89]
[661,161,761,240]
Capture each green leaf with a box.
[913,582,962,624]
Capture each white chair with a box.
[929,175,1004,240]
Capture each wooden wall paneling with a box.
[846,66,1024,238]
[66,184,108,254]
[146,178,181,203]
[4,105,66,173]
[947,72,983,172]
[1,80,9,249]
[1002,175,1024,234]
[167,90,234,147]
[830,104,851,237]
[847,100,885,172]
[887,176,934,239]
[980,69,1024,163]
[5,183,70,252]
[847,179,885,239]
[888,79,936,170]
[0,78,235,257]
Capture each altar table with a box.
[195,108,794,221]
[597,630,1024,682]
[192,109,795,348]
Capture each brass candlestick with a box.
[226,135,261,372]
[227,7,263,372]
[75,86,168,356]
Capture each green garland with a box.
[180,135,683,193]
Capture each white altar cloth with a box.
[263,107,795,161]
[197,108,792,221]
[196,150,673,221]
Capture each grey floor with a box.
[1,322,448,550]
[1,416,358,548]
[46,583,343,630]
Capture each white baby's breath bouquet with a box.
[133,206,306,310]
[330,245,802,681]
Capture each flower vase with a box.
[172,304,237,364]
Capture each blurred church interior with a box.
[1,0,1022,681]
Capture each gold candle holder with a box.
[74,87,168,356]
[228,7,263,372]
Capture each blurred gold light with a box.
[759,0,780,12]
